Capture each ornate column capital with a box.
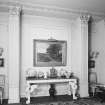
[9,6,21,16]
[80,15,90,24]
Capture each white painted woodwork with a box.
[8,6,21,103]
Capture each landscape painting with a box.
[33,39,67,66]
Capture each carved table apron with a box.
[25,79,77,104]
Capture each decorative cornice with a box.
[0,1,105,21]
[21,3,105,20]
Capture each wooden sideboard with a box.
[26,78,78,104]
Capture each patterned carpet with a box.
[29,98,105,105]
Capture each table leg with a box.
[69,81,77,99]
[26,83,38,104]
[26,83,31,104]
[91,87,96,96]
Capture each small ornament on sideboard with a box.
[50,67,57,78]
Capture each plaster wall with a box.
[21,15,72,97]
[0,11,89,99]
[91,20,105,84]
[0,12,9,99]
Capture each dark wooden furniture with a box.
[96,85,105,102]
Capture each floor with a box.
[1,94,105,105]
[22,95,73,104]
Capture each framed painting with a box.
[33,39,67,67]
[0,58,4,67]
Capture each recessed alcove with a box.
[0,1,105,104]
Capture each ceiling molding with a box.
[0,1,105,21]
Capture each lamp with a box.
[89,50,99,68]
[89,51,99,60]
[0,48,3,56]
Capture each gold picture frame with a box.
[33,39,67,67]
[0,58,4,67]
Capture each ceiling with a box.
[0,0,105,20]
[24,0,105,14]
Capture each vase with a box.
[49,84,56,98]
[89,68,97,83]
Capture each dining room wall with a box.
[20,14,73,97]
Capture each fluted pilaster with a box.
[9,6,21,16]
[8,5,21,103]
[79,15,90,97]
[80,15,90,24]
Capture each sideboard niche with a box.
[25,68,78,104]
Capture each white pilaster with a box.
[79,15,90,97]
[8,6,21,103]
